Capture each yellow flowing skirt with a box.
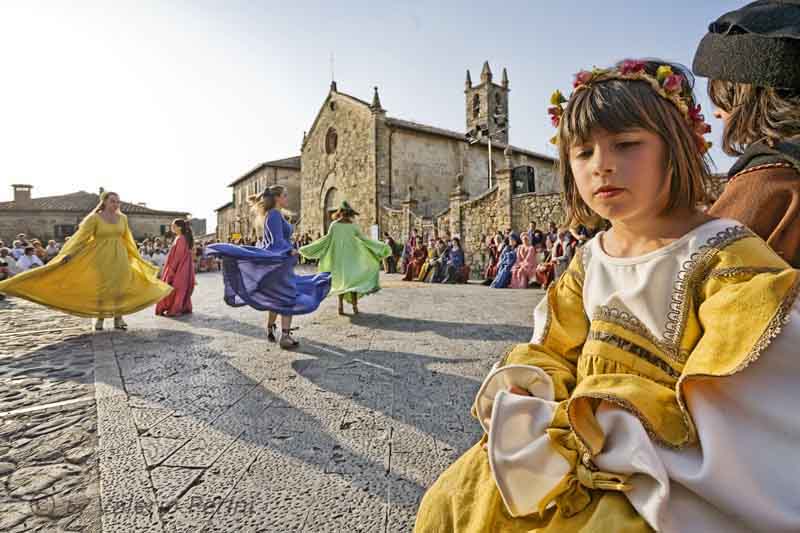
[0,215,171,318]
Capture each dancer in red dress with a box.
[156,219,196,317]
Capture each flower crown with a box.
[548,60,712,154]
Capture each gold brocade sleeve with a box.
[502,252,589,401]
[567,236,799,455]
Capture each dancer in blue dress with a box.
[208,185,331,348]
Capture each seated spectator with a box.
[490,234,520,288]
[11,240,25,260]
[402,239,427,281]
[32,240,47,262]
[427,239,450,283]
[45,240,60,262]
[0,248,17,276]
[442,237,467,284]
[17,246,44,271]
[510,232,538,288]
[417,238,440,281]
[482,233,503,285]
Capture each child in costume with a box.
[0,191,171,330]
[207,185,331,349]
[299,201,391,315]
[414,59,800,532]
[693,0,800,268]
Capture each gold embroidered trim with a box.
[662,225,754,353]
[675,272,800,446]
[587,330,680,379]
[707,266,785,279]
[593,306,686,364]
[730,161,795,182]
[567,392,687,453]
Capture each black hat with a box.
[693,0,800,89]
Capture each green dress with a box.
[299,221,391,303]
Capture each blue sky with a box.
[0,0,743,231]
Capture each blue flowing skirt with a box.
[207,243,331,315]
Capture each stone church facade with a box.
[217,61,561,249]
[299,62,558,239]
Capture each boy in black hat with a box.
[693,0,800,267]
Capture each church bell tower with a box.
[465,61,509,145]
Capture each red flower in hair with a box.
[547,106,561,127]
[688,104,704,122]
[619,59,646,75]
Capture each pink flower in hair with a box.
[619,59,646,75]
[573,70,593,88]
[663,74,684,94]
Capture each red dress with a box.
[403,246,428,281]
[156,235,196,316]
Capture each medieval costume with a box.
[694,0,800,267]
[0,212,171,318]
[442,242,467,284]
[510,243,538,289]
[415,219,800,532]
[483,240,500,284]
[403,242,428,282]
[299,202,391,305]
[490,239,518,289]
[155,234,195,316]
[207,209,330,315]
[417,243,440,282]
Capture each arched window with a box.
[512,166,536,194]
[472,94,480,119]
[325,127,338,154]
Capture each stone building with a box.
[300,62,558,238]
[0,184,190,243]
[217,156,302,241]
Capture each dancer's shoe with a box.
[114,317,128,330]
[279,329,299,349]
[94,319,104,331]
[267,323,277,343]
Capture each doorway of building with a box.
[323,187,339,234]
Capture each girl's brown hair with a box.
[249,185,286,233]
[172,218,194,248]
[707,80,800,156]
[94,191,120,214]
[556,60,711,225]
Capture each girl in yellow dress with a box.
[0,191,172,330]
[414,59,800,532]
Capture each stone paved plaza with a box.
[1,271,543,532]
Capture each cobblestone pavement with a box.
[2,272,543,532]
[0,298,100,532]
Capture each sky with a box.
[0,0,744,232]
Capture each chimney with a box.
[12,184,32,205]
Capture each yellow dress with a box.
[0,212,172,318]
[415,219,800,532]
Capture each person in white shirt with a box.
[11,240,25,260]
[0,248,18,275]
[45,240,60,262]
[17,246,44,271]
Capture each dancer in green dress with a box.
[299,201,391,315]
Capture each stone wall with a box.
[301,92,377,237]
[0,211,183,243]
[379,205,404,241]
[215,206,237,241]
[230,166,301,241]
[511,192,565,233]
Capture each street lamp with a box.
[466,112,507,189]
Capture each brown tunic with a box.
[709,162,800,267]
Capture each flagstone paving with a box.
[1,272,542,532]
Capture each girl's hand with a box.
[508,385,532,396]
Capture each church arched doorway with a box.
[323,187,339,234]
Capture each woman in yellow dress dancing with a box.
[0,191,172,330]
